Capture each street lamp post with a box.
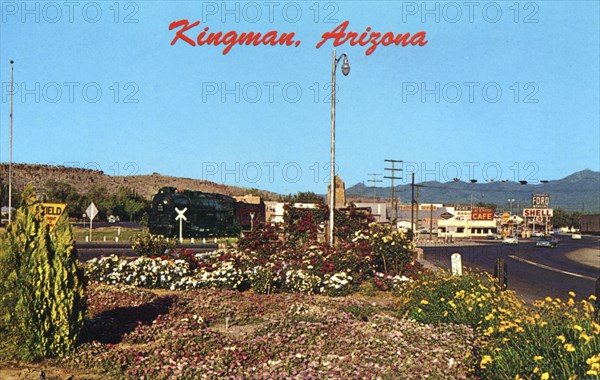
[508,199,515,235]
[8,60,14,224]
[329,49,350,246]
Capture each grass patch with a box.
[73,226,147,243]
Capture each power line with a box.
[384,159,402,224]
[367,173,382,198]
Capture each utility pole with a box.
[410,173,415,239]
[384,159,402,225]
[414,183,425,239]
[8,60,14,224]
[429,203,434,241]
[415,186,420,235]
[367,173,382,199]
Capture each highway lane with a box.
[422,236,599,303]
[75,242,219,261]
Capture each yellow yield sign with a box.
[42,203,67,231]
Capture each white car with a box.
[572,232,582,240]
[502,236,518,245]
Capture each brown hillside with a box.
[0,163,278,200]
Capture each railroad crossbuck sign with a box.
[175,207,187,243]
[41,203,67,231]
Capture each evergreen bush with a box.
[0,185,86,360]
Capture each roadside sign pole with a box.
[175,207,188,243]
[86,202,99,242]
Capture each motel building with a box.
[437,207,498,239]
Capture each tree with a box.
[280,191,325,204]
[123,197,146,222]
[43,180,84,217]
[552,208,581,229]
[114,187,148,221]
[0,185,85,359]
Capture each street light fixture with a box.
[329,49,350,246]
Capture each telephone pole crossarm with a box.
[367,173,383,198]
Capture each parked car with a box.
[108,215,120,223]
[536,236,559,248]
[487,233,502,240]
[572,232,582,240]
[502,236,518,245]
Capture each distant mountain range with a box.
[346,169,600,213]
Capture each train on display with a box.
[148,187,265,237]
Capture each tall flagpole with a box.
[8,60,14,224]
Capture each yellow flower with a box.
[590,294,597,301]
[515,375,524,380]
[564,343,575,352]
[533,367,539,373]
[484,326,494,336]
[591,322,600,335]
[480,355,493,369]
[557,335,566,343]
[580,333,591,344]
[541,373,549,380]
[573,325,583,332]
[569,291,576,298]
[420,299,429,305]
[534,355,543,361]
[568,298,575,307]
[545,296,553,302]
[587,370,598,375]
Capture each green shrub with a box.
[0,185,86,360]
[132,233,178,257]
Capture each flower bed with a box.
[86,235,419,295]
[395,269,600,379]
[59,284,474,379]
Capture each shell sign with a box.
[42,203,67,231]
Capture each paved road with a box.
[75,242,219,261]
[422,236,599,303]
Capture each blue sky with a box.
[1,1,598,194]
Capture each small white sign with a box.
[86,202,99,221]
[451,253,462,276]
